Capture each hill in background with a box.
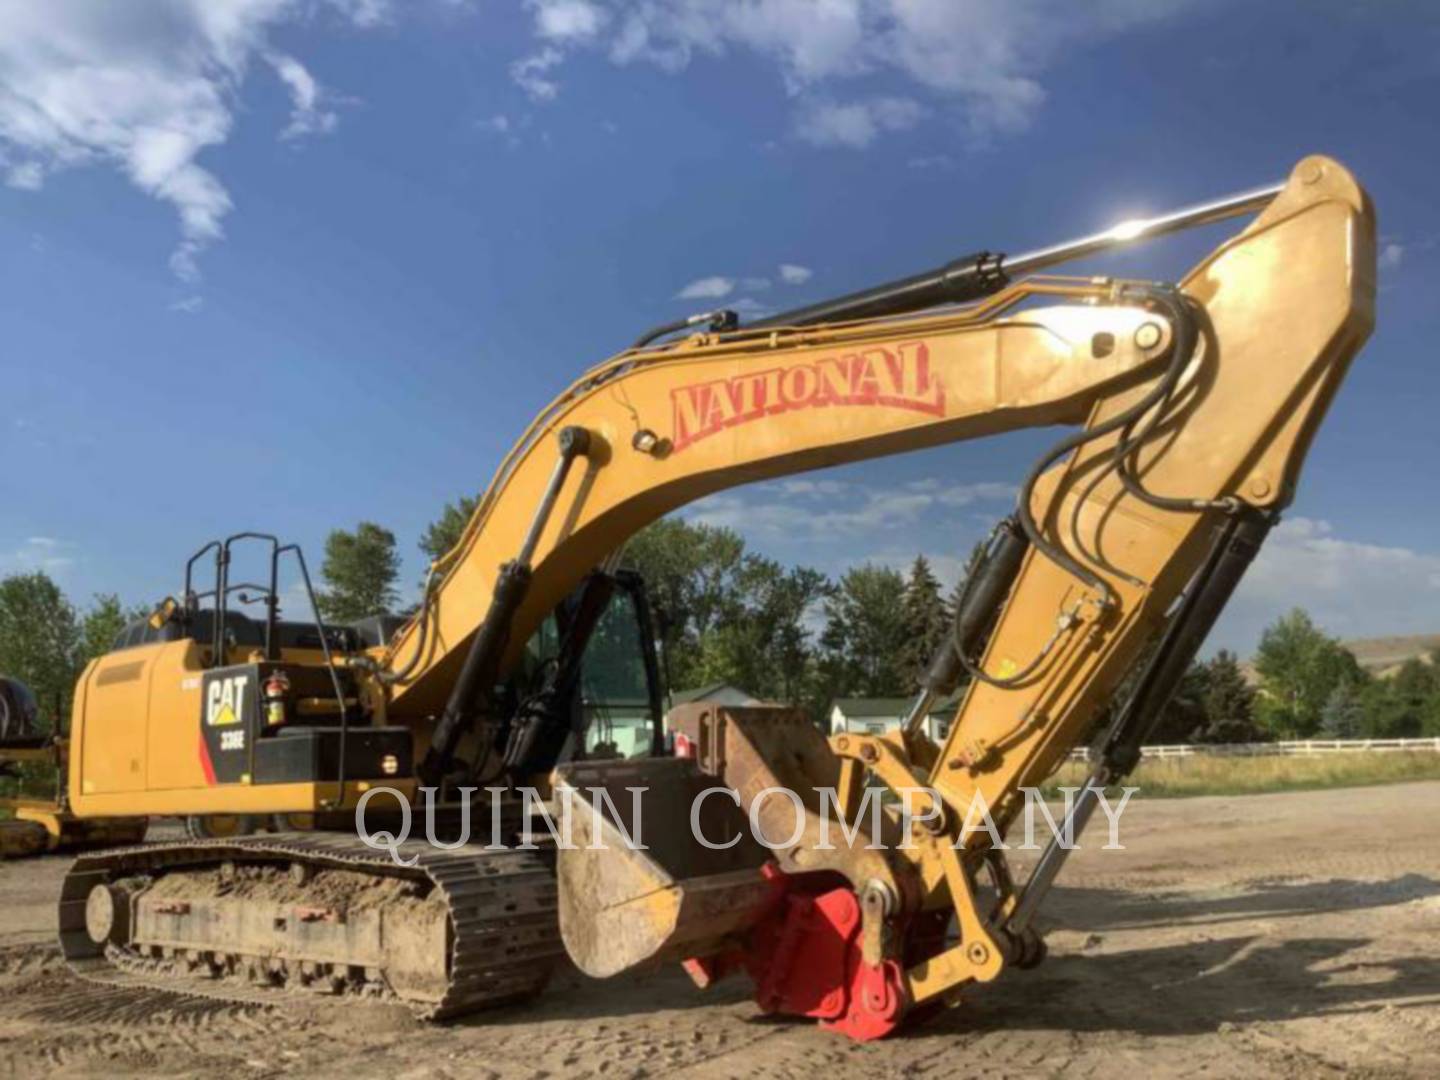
[1341,633,1440,678]
[1238,632,1440,686]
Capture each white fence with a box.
[1068,737,1440,762]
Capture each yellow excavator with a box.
[0,676,146,858]
[55,154,1373,1036]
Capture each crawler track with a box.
[58,832,562,1019]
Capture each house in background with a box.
[584,686,762,761]
[829,695,963,743]
[671,682,761,708]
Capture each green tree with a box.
[623,520,830,706]
[318,522,400,622]
[1146,661,1210,744]
[79,593,143,665]
[1198,650,1262,743]
[1426,650,1440,737]
[821,564,910,697]
[419,494,479,565]
[1319,678,1366,739]
[623,518,749,692]
[1253,609,1364,737]
[729,558,830,705]
[900,555,949,686]
[1362,659,1438,738]
[0,572,81,730]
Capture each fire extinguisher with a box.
[263,671,291,727]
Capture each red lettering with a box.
[669,340,944,452]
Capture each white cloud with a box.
[477,112,531,148]
[685,476,1015,541]
[268,53,338,141]
[513,1,1194,147]
[529,0,609,43]
[796,96,923,148]
[0,1,369,281]
[327,0,392,27]
[1379,242,1404,271]
[0,537,76,575]
[674,272,788,304]
[169,295,205,314]
[778,263,812,285]
[1211,516,1440,652]
[511,47,566,101]
[605,0,868,85]
[726,296,773,318]
[5,159,41,189]
[930,480,1018,506]
[675,275,736,300]
[778,478,848,498]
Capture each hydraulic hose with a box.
[949,283,1202,690]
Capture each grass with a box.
[1037,751,1440,799]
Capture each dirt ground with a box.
[3,782,1439,1079]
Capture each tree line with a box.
[314,505,966,720]
[316,504,1440,741]
[4,499,1438,745]
[1251,609,1440,739]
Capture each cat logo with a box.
[206,675,249,727]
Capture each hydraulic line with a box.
[631,308,738,349]
[902,517,1029,736]
[1065,446,1147,589]
[941,284,1200,691]
[379,564,439,685]
[1011,285,1197,610]
[1063,290,1238,591]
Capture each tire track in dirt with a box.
[0,943,310,1076]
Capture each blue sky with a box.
[1,1,1437,654]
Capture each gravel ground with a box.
[2,782,1438,1078]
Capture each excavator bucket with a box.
[554,707,907,979]
[553,755,776,977]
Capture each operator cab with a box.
[516,569,666,765]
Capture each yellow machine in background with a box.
[0,677,146,858]
[58,155,1373,1037]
